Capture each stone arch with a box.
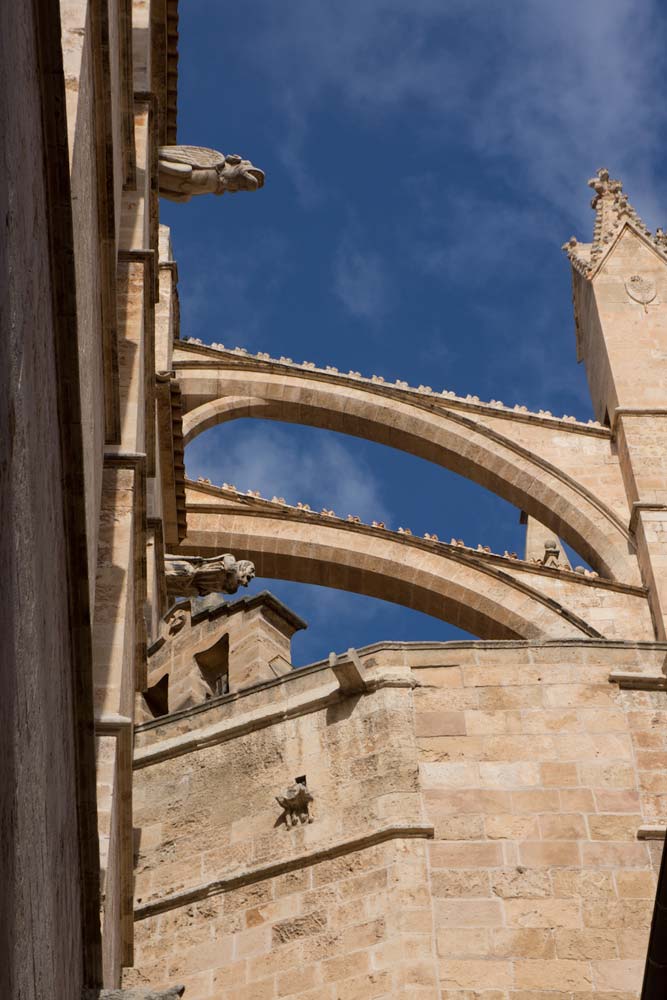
[174,358,637,584]
[179,485,654,641]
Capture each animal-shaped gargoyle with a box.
[158,146,265,202]
[276,777,314,827]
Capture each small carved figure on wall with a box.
[165,553,255,597]
[158,146,265,202]
[167,609,187,635]
[276,776,314,827]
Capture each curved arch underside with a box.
[173,350,638,586]
[180,484,652,642]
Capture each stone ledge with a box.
[629,501,667,535]
[135,637,667,744]
[337,637,667,656]
[84,989,184,1000]
[134,670,416,768]
[637,825,667,841]
[137,637,667,735]
[608,671,667,690]
[134,822,435,920]
[612,406,667,433]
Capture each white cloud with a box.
[241,0,666,225]
[186,423,392,524]
[177,227,291,345]
[334,230,390,320]
[407,183,550,284]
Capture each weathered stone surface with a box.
[164,553,255,598]
[158,147,264,201]
[1,0,100,994]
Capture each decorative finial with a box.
[587,167,623,209]
[566,167,660,276]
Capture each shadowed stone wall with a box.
[0,0,100,992]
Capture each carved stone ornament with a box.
[625,274,657,308]
[276,778,314,827]
[168,609,187,635]
[158,146,265,202]
[541,541,561,569]
[165,553,255,598]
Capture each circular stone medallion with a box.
[625,274,657,305]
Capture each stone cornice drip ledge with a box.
[134,823,435,920]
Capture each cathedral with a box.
[3,1,667,998]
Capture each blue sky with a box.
[165,0,667,664]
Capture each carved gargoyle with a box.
[276,778,313,827]
[165,553,255,598]
[158,146,265,202]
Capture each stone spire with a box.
[562,168,664,277]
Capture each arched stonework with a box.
[179,482,652,641]
[172,343,638,584]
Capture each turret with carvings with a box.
[158,146,265,202]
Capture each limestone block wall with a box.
[411,641,664,997]
[581,230,667,415]
[8,0,173,987]
[128,659,439,996]
[130,838,437,1000]
[128,640,667,998]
